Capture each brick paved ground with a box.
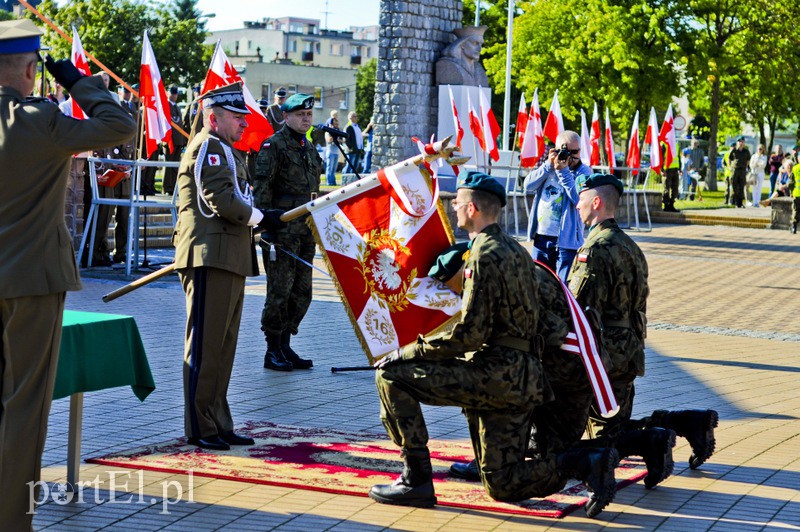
[32,223,800,531]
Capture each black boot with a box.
[369,448,437,507]
[616,428,676,489]
[263,332,292,371]
[792,223,797,234]
[449,459,480,481]
[649,409,718,469]
[557,447,619,518]
[280,330,313,369]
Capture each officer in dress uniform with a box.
[173,82,286,451]
[0,20,136,529]
[264,86,287,134]
[254,93,323,371]
[369,172,619,518]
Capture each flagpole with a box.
[501,0,515,151]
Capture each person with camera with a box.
[523,130,592,282]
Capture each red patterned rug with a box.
[87,421,646,518]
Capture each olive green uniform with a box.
[376,224,566,502]
[0,76,135,529]
[253,126,322,337]
[568,218,648,442]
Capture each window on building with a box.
[340,88,349,109]
[288,85,298,95]
[329,43,343,56]
[366,47,372,58]
[315,42,321,54]
[366,31,374,39]
[261,83,271,99]
[351,45,361,57]
[314,87,323,108]
[304,41,313,53]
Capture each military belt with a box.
[603,318,631,329]
[491,335,533,353]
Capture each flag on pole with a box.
[516,93,528,148]
[202,41,273,152]
[520,88,545,168]
[308,148,460,362]
[70,28,91,120]
[605,107,616,173]
[447,86,464,149]
[589,102,601,166]
[579,109,592,167]
[626,110,641,175]
[467,91,485,151]
[542,89,564,144]
[479,89,500,161]
[644,107,662,175]
[139,31,173,159]
[658,103,677,169]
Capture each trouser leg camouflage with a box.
[261,235,315,336]
[530,382,594,458]
[376,352,564,502]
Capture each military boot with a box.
[263,332,292,371]
[649,409,718,469]
[791,223,797,234]
[448,459,480,481]
[615,428,676,489]
[556,447,619,518]
[369,448,437,507]
[280,330,313,369]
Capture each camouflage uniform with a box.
[253,126,323,336]
[568,218,648,442]
[376,224,565,502]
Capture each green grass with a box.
[675,189,732,210]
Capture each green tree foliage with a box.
[356,58,377,121]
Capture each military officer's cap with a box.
[258,98,269,109]
[281,93,314,112]
[0,19,42,54]
[200,82,250,114]
[457,170,507,207]
[274,86,288,97]
[580,173,624,196]
[428,242,469,282]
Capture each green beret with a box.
[282,93,314,112]
[428,242,469,282]
[457,171,507,207]
[580,173,624,196]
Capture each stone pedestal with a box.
[769,196,793,230]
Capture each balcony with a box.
[350,55,362,65]
[302,51,314,61]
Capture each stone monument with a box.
[435,25,489,87]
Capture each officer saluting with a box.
[0,19,136,529]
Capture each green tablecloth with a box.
[53,310,155,401]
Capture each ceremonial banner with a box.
[516,93,528,148]
[579,109,592,167]
[139,31,172,159]
[604,107,616,173]
[626,110,641,175]
[70,28,91,120]
[645,107,662,175]
[658,103,677,169]
[308,159,460,362]
[447,86,464,149]
[478,89,500,162]
[589,102,601,166]
[542,89,564,144]
[520,88,544,168]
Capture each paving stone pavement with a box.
[32,223,800,531]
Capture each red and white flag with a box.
[139,31,173,159]
[70,28,92,120]
[626,110,641,175]
[644,107,662,175]
[479,89,500,161]
[542,89,564,144]
[308,149,459,362]
[579,109,592,167]
[467,91,485,152]
[658,103,677,169]
[605,107,616,173]
[447,86,464,149]
[516,93,528,148]
[589,102,601,166]
[202,41,273,152]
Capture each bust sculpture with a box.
[436,25,490,87]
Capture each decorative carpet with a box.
[87,421,647,518]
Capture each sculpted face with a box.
[462,36,483,61]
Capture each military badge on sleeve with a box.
[577,253,588,263]
[208,154,221,166]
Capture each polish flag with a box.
[626,110,641,175]
[658,103,677,169]
[542,89,564,144]
[605,107,616,172]
[644,107,662,175]
[139,31,173,159]
[467,91,485,152]
[479,89,500,161]
[201,41,273,152]
[589,102,601,166]
[70,28,92,120]
[520,89,544,168]
[447,86,464,148]
[579,109,592,166]
[516,93,528,148]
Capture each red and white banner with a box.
[589,102,601,166]
[542,89,564,144]
[447,86,464,149]
[579,108,592,167]
[309,158,459,361]
[139,31,173,159]
[467,91,485,152]
[70,28,91,120]
[644,107,661,175]
[479,89,500,161]
[520,88,545,168]
[202,41,273,152]
[605,107,616,173]
[626,110,640,175]
[658,103,677,169]
[516,93,528,148]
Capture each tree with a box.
[356,58,377,122]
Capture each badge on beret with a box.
[208,154,221,166]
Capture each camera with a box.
[556,144,571,162]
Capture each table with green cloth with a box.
[55,310,155,487]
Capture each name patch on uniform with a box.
[577,253,588,263]
[208,154,221,166]
[464,268,473,279]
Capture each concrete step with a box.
[651,211,770,229]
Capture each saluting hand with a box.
[44,55,85,91]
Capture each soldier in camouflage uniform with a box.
[254,93,323,371]
[369,172,619,519]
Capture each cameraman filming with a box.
[523,130,592,282]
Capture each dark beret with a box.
[428,242,470,282]
[169,85,178,95]
[579,173,624,196]
[737,136,745,142]
[282,93,314,112]
[457,171,507,207]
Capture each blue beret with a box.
[457,171,507,207]
[428,242,469,282]
[579,173,624,196]
[0,20,41,55]
[282,93,314,112]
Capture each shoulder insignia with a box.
[464,268,473,279]
[577,253,588,263]
[208,153,221,166]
